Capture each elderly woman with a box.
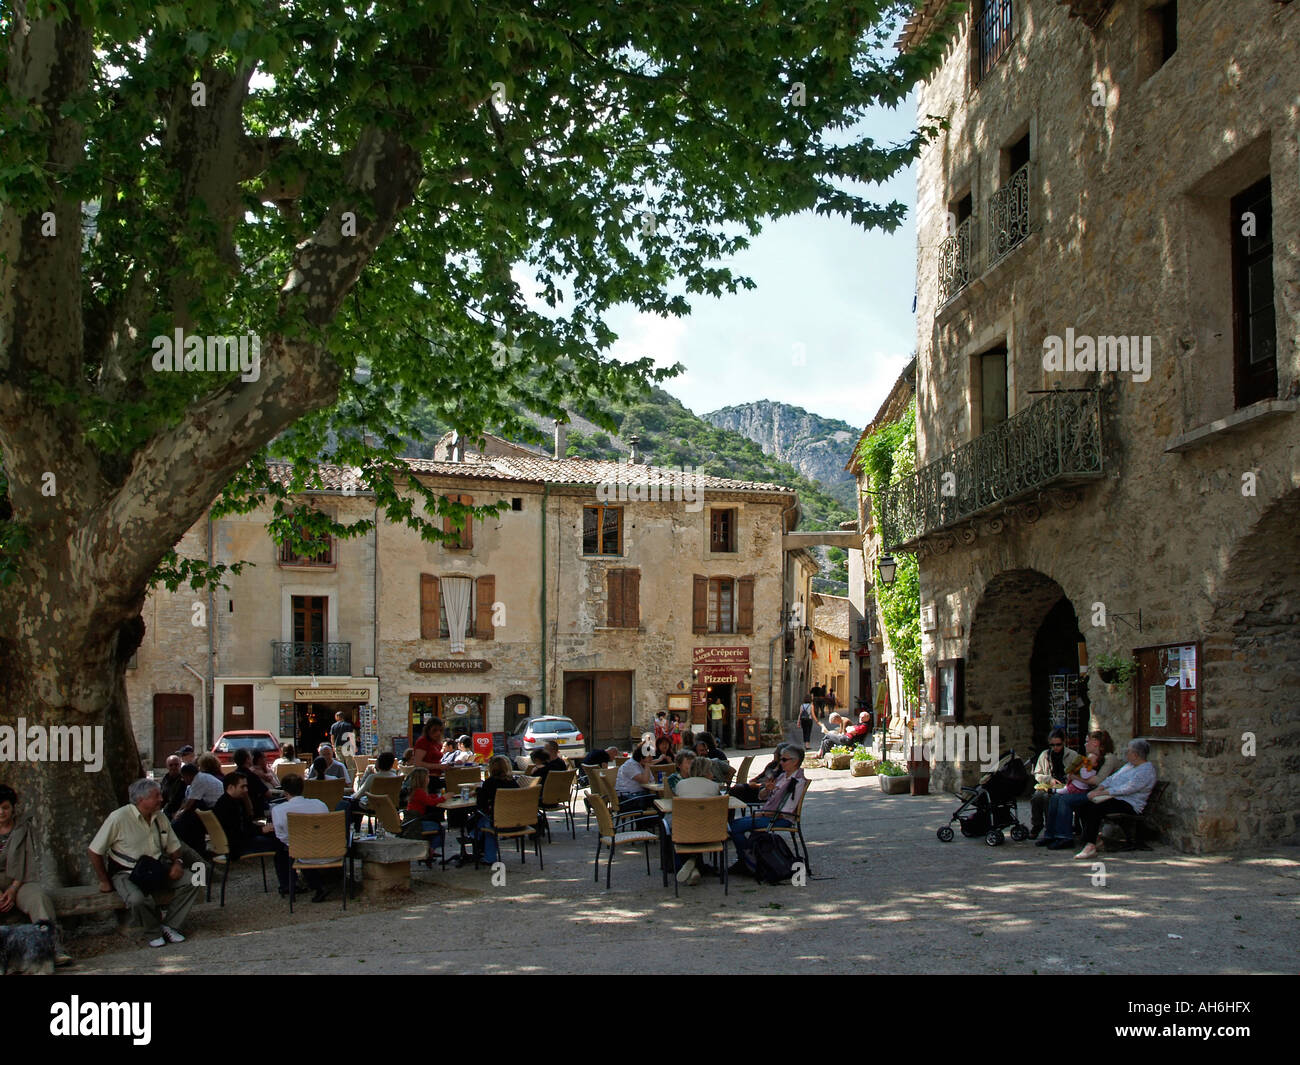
[1037,730,1115,850]
[730,743,788,804]
[1073,738,1157,859]
[728,745,809,875]
[0,784,71,964]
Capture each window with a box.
[692,574,754,635]
[441,494,474,550]
[973,0,1015,86]
[419,574,496,641]
[989,132,1031,263]
[940,191,975,304]
[511,497,523,511]
[710,508,737,552]
[606,569,641,628]
[1005,134,1030,181]
[1232,177,1276,409]
[277,524,333,566]
[583,505,622,555]
[1141,2,1177,79]
[978,345,1009,433]
[291,597,327,671]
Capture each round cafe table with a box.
[350,837,428,897]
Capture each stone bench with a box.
[0,885,127,930]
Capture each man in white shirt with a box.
[270,773,331,900]
[1074,738,1157,859]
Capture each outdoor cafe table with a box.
[351,836,428,898]
[440,795,478,865]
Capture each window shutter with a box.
[607,570,624,628]
[420,574,439,639]
[692,575,708,634]
[737,575,755,634]
[624,568,640,629]
[460,494,473,550]
[475,574,495,640]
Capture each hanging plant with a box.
[1095,652,1138,689]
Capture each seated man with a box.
[1030,728,1077,839]
[577,745,620,786]
[728,746,808,875]
[158,755,187,819]
[171,753,226,852]
[843,712,872,748]
[816,714,848,757]
[1074,738,1157,860]
[231,748,271,819]
[88,778,201,948]
[212,772,278,860]
[270,774,331,902]
[729,744,787,804]
[307,745,349,783]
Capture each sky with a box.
[604,95,921,432]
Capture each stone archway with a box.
[960,569,1083,786]
[1191,491,1300,852]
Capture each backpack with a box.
[750,834,797,885]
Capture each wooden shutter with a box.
[692,574,708,634]
[607,570,625,628]
[737,575,755,634]
[420,574,439,639]
[475,575,495,640]
[443,494,474,549]
[623,568,640,629]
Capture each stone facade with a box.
[897,0,1300,849]
[810,594,851,705]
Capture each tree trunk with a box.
[0,591,145,886]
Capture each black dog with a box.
[0,919,58,975]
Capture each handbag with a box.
[126,822,173,891]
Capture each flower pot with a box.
[827,752,852,771]
[878,774,911,794]
[1097,667,1119,685]
[851,761,877,777]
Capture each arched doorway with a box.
[1196,490,1300,851]
[962,569,1084,785]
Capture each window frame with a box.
[582,504,624,556]
[709,507,738,553]
[1230,175,1276,409]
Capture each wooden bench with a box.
[1102,780,1169,850]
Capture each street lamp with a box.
[877,555,898,586]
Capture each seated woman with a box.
[614,746,656,813]
[271,744,302,777]
[730,744,787,804]
[401,768,446,864]
[650,735,675,766]
[249,749,284,798]
[728,746,808,876]
[1037,731,1115,850]
[398,748,417,768]
[671,757,725,887]
[0,784,71,966]
[1073,738,1157,860]
[665,750,696,795]
[692,733,732,786]
[473,755,521,863]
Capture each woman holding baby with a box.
[1036,731,1115,850]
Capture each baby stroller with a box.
[936,750,1030,846]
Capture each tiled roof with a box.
[268,456,795,495]
[896,0,954,51]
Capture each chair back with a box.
[540,769,576,805]
[286,811,348,861]
[197,809,229,857]
[355,755,375,777]
[596,766,619,794]
[736,755,755,785]
[367,794,403,835]
[303,777,346,807]
[220,763,240,776]
[585,767,609,800]
[367,774,403,806]
[671,797,729,845]
[613,754,629,766]
[589,793,615,839]
[492,787,540,831]
[786,777,811,822]
[445,766,481,791]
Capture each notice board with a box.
[1133,642,1200,743]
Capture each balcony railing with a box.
[938,217,973,305]
[975,0,1015,84]
[988,163,1030,266]
[879,389,1103,550]
[272,641,352,676]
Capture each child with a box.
[1064,751,1100,793]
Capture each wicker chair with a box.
[366,794,404,836]
[479,787,543,868]
[735,755,755,787]
[444,766,482,792]
[588,794,656,889]
[303,778,346,807]
[668,796,730,897]
[196,808,271,906]
[286,811,350,913]
[751,779,813,874]
[539,769,578,841]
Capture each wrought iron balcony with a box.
[272,641,352,677]
[879,389,1103,551]
[988,163,1030,265]
[938,217,973,305]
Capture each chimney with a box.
[553,419,567,460]
[628,434,641,464]
[363,433,377,449]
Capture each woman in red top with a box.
[412,718,445,777]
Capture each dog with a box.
[0,919,58,975]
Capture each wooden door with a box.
[594,672,633,747]
[563,676,592,740]
[223,684,254,734]
[153,693,194,760]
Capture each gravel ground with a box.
[63,749,1300,975]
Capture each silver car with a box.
[507,715,586,763]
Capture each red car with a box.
[212,730,282,767]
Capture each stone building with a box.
[127,448,803,761]
[810,594,852,708]
[890,0,1299,849]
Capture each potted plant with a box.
[760,716,782,744]
[1095,652,1138,689]
[826,744,853,771]
[851,747,878,777]
[877,760,911,794]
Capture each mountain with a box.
[702,401,860,509]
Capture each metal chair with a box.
[751,779,813,874]
[196,808,271,906]
[285,811,350,913]
[478,787,543,868]
[539,769,578,841]
[588,794,656,889]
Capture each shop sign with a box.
[409,659,492,673]
[693,646,750,666]
[697,667,743,685]
[294,688,369,701]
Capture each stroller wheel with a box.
[937,826,955,842]
[985,829,1004,847]
[1010,825,1029,842]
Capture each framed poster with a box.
[1132,642,1200,743]
[666,694,691,712]
[936,659,964,723]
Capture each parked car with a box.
[212,730,282,768]
[506,716,585,763]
